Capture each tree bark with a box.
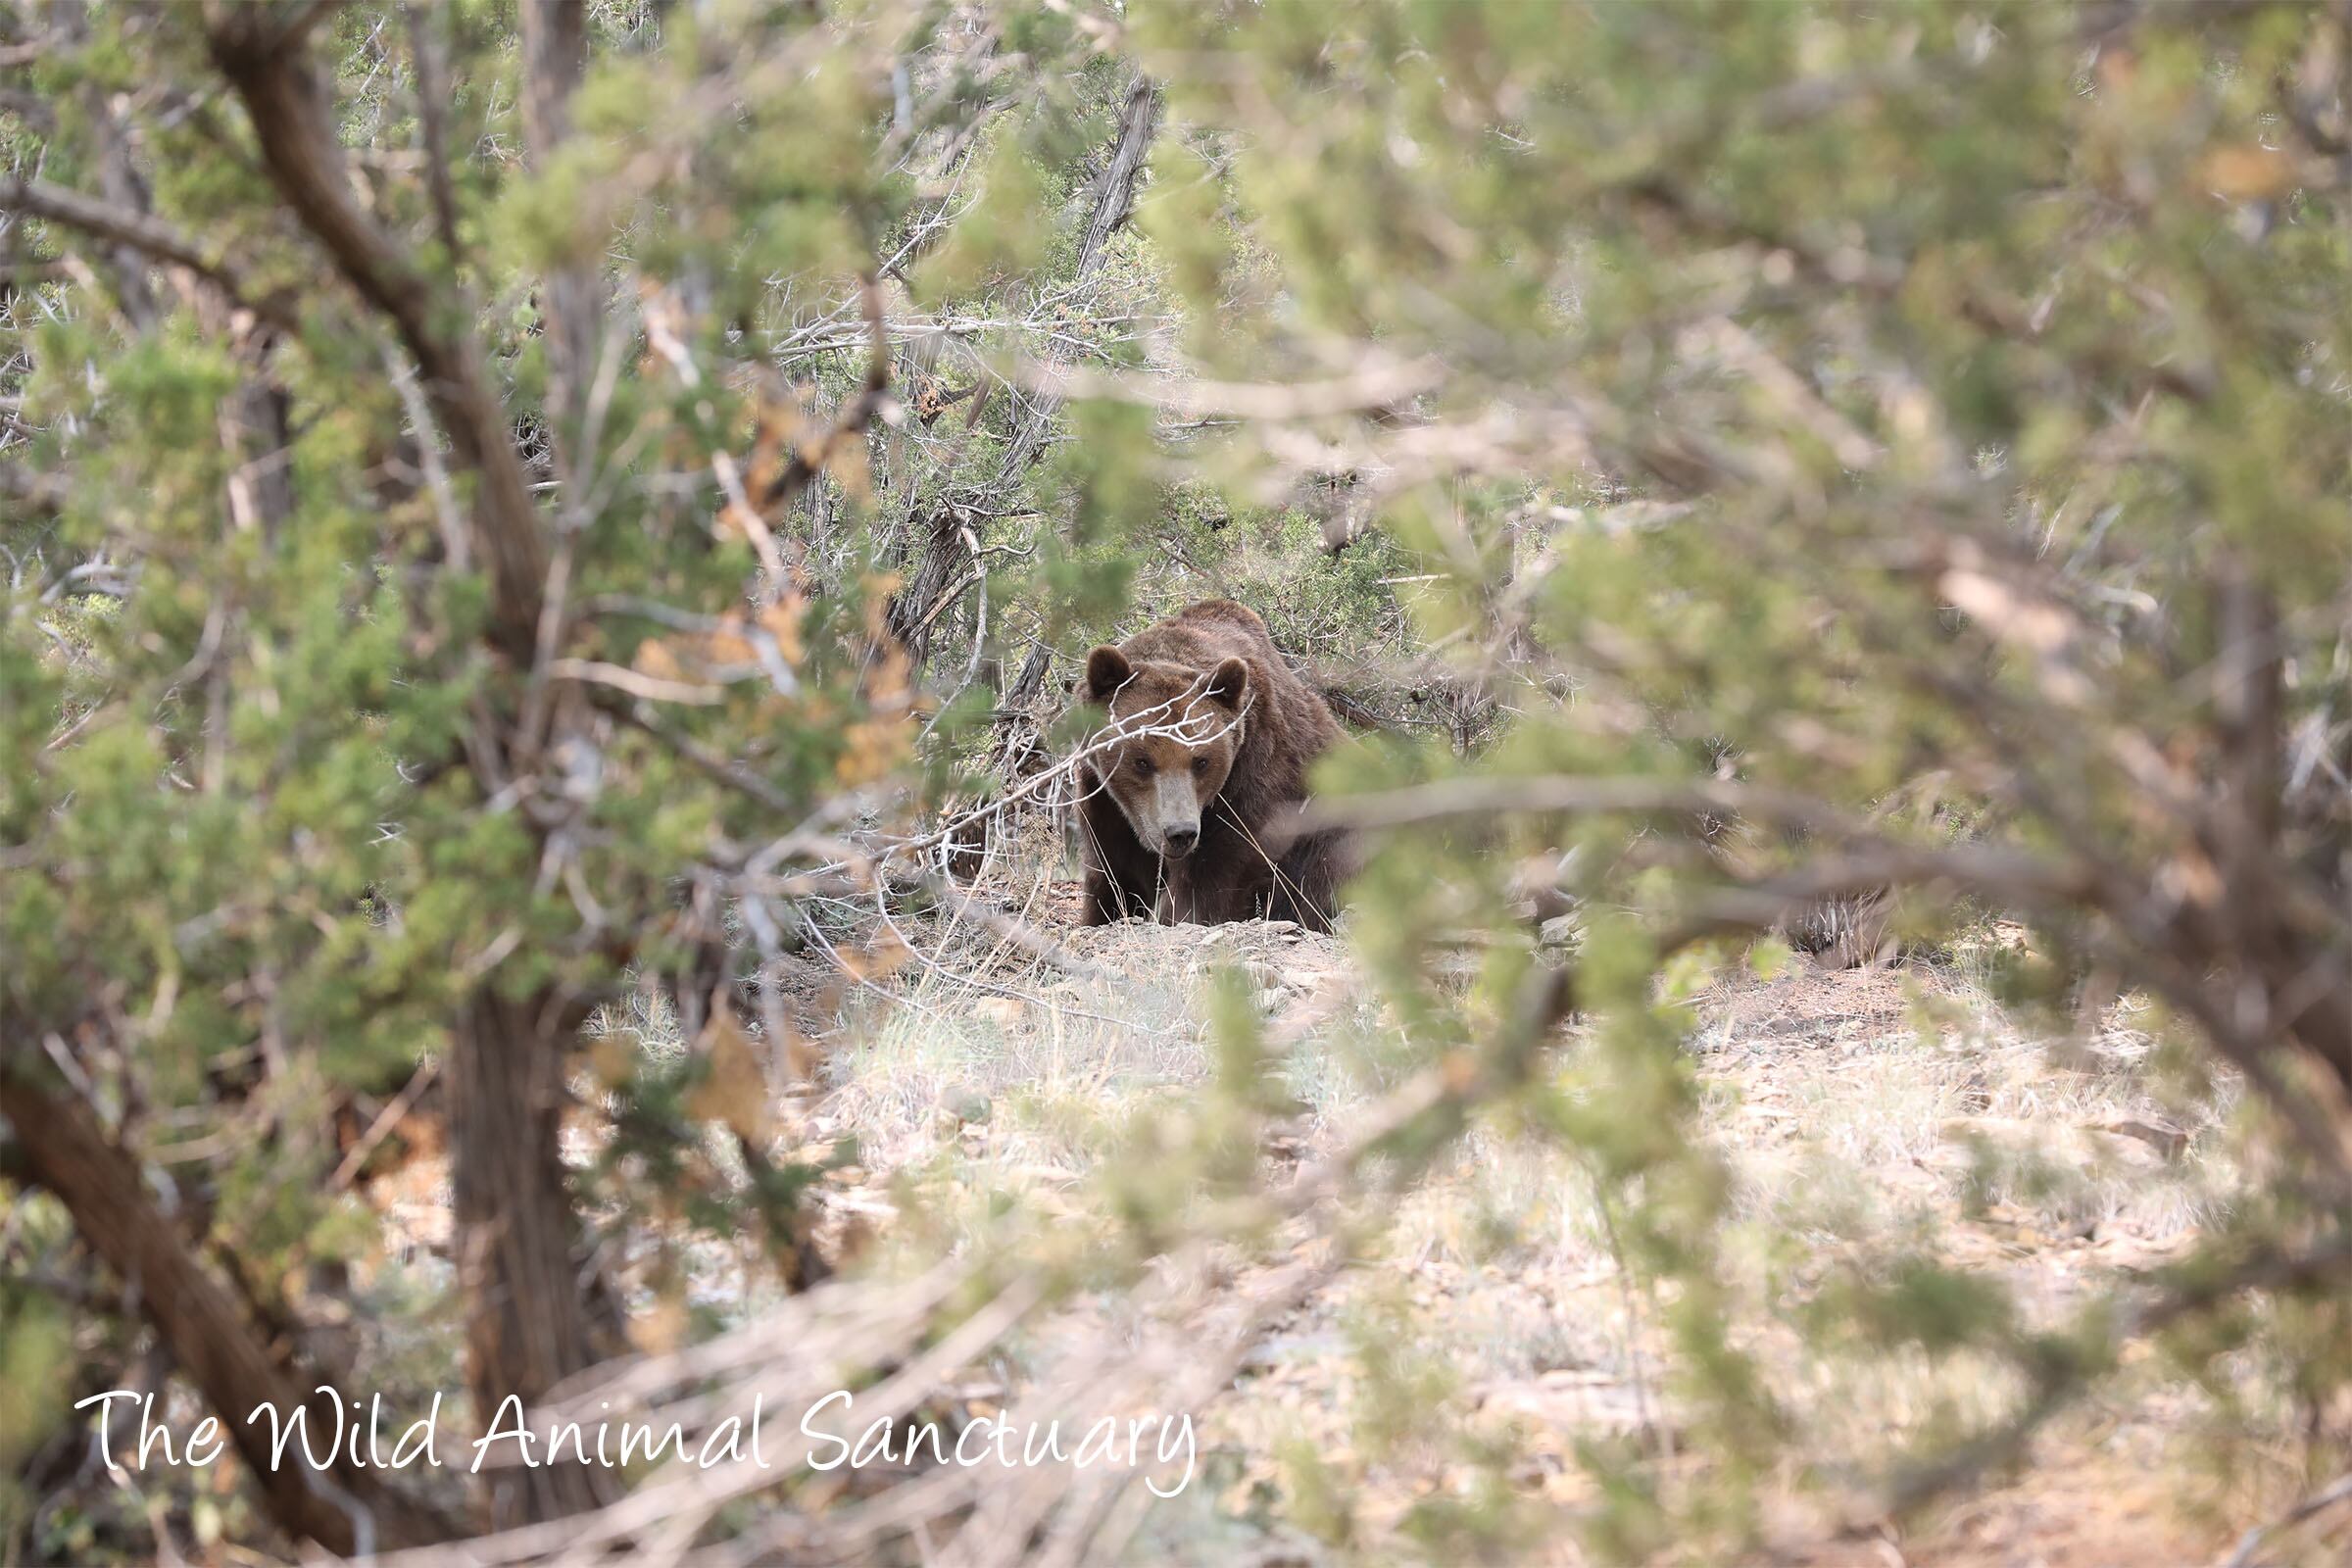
[446,990,610,1526]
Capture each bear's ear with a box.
[1203,656,1249,709]
[1084,645,1133,701]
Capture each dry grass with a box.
[540,879,2335,1565]
[757,879,2352,1560]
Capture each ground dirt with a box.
[363,894,2337,1566]
[794,892,2323,1567]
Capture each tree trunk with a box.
[446,990,611,1525]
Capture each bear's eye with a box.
[1131,756,1155,779]
[1190,755,1211,777]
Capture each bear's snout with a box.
[1146,769,1203,858]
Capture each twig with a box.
[328,1059,440,1191]
[2219,1470,2352,1568]
[545,659,723,706]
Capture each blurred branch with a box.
[991,73,1158,479]
[610,699,799,813]
[2220,1469,2352,1568]
[208,2,548,644]
[0,1058,456,1554]
[1623,172,2218,406]
[517,0,592,487]
[545,658,723,706]
[0,173,297,331]
[403,1,463,262]
[0,464,70,513]
[1040,354,1444,424]
[1294,772,1864,839]
[207,8,614,1532]
[365,945,1583,1567]
[760,272,892,512]
[1886,1227,2352,1521]
[888,74,1159,666]
[1654,845,2099,954]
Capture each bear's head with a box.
[1081,644,1250,860]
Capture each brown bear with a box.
[1075,599,1351,931]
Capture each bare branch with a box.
[0,173,296,331]
[1292,772,1862,839]
[208,7,547,643]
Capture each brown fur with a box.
[1076,600,1351,931]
